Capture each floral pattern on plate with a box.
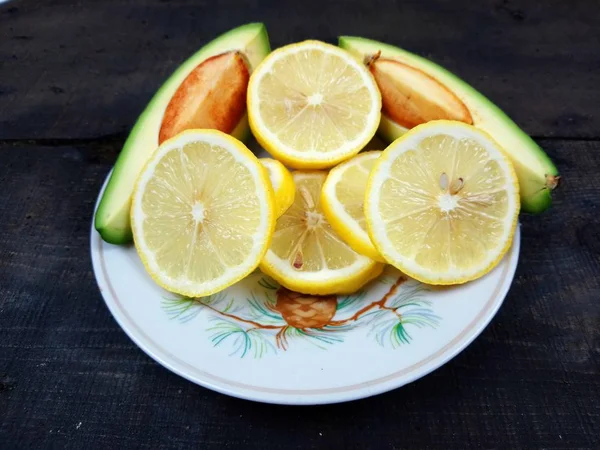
[161,267,440,358]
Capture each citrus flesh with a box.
[365,121,519,285]
[131,130,275,297]
[261,171,383,295]
[259,158,295,217]
[321,151,385,262]
[248,40,381,169]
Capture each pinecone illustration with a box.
[274,288,337,329]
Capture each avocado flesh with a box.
[339,36,559,214]
[95,23,271,244]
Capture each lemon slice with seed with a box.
[259,158,295,217]
[131,129,275,297]
[248,40,381,169]
[321,151,385,262]
[365,121,519,285]
[260,171,383,295]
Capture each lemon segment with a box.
[248,40,381,169]
[259,158,296,217]
[131,130,275,297]
[260,171,383,295]
[365,121,519,285]
[321,151,385,262]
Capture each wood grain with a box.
[0,0,598,140]
[0,139,598,449]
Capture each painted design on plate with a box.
[161,268,440,358]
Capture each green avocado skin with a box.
[339,36,559,214]
[95,23,271,245]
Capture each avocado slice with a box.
[95,23,271,244]
[339,36,559,214]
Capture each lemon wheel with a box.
[131,130,275,297]
[248,40,381,169]
[260,171,383,295]
[321,151,385,262]
[365,121,519,285]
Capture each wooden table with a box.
[1,1,598,448]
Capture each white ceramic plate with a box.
[91,173,520,405]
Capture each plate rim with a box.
[90,172,520,405]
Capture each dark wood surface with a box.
[1,1,599,448]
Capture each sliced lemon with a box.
[260,171,383,295]
[131,129,275,297]
[321,151,385,262]
[248,40,381,169]
[365,121,519,285]
[259,157,295,217]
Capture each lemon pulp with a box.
[248,40,381,168]
[321,151,384,261]
[259,157,295,217]
[366,121,519,284]
[131,130,275,296]
[261,171,383,295]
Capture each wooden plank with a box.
[0,0,599,140]
[0,139,598,447]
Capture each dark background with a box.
[1,0,599,448]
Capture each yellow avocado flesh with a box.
[95,23,271,244]
[339,36,559,214]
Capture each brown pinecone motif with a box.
[274,288,337,329]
